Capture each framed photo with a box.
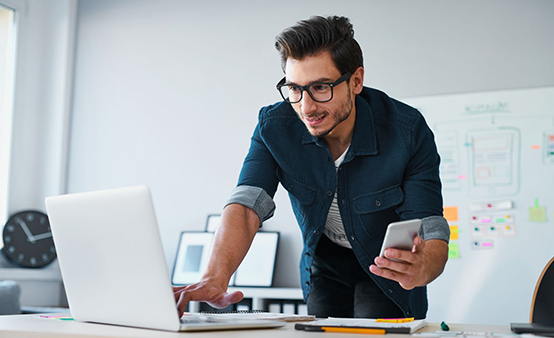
[171,232,214,285]
[233,232,279,287]
[205,214,222,232]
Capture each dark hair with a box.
[275,16,363,75]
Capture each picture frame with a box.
[205,214,222,232]
[233,232,279,287]
[171,232,214,285]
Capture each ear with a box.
[351,67,364,95]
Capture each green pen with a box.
[441,321,450,331]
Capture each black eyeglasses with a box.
[276,72,352,103]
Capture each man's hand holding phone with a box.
[369,219,427,290]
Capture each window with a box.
[0,3,15,243]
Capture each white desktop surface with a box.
[0,314,511,338]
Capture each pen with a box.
[321,327,386,334]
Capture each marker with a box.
[321,327,386,334]
[441,321,450,331]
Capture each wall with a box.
[67,0,554,322]
[5,0,76,221]
[0,0,76,306]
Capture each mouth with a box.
[304,114,326,126]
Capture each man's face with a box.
[284,52,355,138]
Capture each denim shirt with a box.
[226,87,449,319]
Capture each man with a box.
[174,15,449,319]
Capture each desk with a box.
[0,314,511,338]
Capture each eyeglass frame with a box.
[276,72,353,104]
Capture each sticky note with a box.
[531,145,541,150]
[448,242,460,259]
[529,198,547,222]
[449,226,459,240]
[443,206,458,222]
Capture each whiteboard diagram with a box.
[403,87,554,326]
[467,127,520,197]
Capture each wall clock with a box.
[2,210,56,268]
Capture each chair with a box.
[0,280,21,315]
[531,256,554,324]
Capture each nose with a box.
[299,91,317,116]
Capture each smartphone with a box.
[379,219,422,259]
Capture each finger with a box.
[369,264,416,290]
[177,290,192,317]
[369,264,401,282]
[173,286,187,301]
[384,248,418,263]
[226,291,244,304]
[208,291,244,309]
[412,236,425,253]
[374,256,411,274]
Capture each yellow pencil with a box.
[321,327,386,334]
[376,317,414,323]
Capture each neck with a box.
[324,107,356,161]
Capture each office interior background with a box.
[0,0,553,325]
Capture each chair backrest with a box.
[531,257,554,324]
[0,280,21,315]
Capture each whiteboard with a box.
[402,87,554,325]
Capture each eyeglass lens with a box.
[279,83,332,103]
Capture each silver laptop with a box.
[45,185,285,332]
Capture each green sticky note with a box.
[529,205,547,223]
[448,242,460,259]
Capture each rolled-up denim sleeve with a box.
[397,112,449,243]
[225,110,280,226]
[225,185,276,226]
[419,215,450,243]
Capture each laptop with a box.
[511,323,554,336]
[45,185,286,332]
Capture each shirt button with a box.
[351,236,355,241]
[326,190,333,197]
[305,281,310,286]
[288,185,294,190]
[305,267,310,272]
[388,289,393,293]
[375,200,381,207]
[305,252,311,257]
[342,199,346,205]
[314,230,320,235]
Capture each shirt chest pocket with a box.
[352,185,404,236]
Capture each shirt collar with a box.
[301,94,378,158]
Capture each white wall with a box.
[0,0,76,306]
[67,0,554,321]
[6,0,76,218]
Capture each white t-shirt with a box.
[323,146,352,249]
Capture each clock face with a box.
[2,210,56,268]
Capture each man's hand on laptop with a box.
[173,278,244,317]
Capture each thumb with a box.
[208,291,244,309]
[412,236,425,253]
[225,291,244,304]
